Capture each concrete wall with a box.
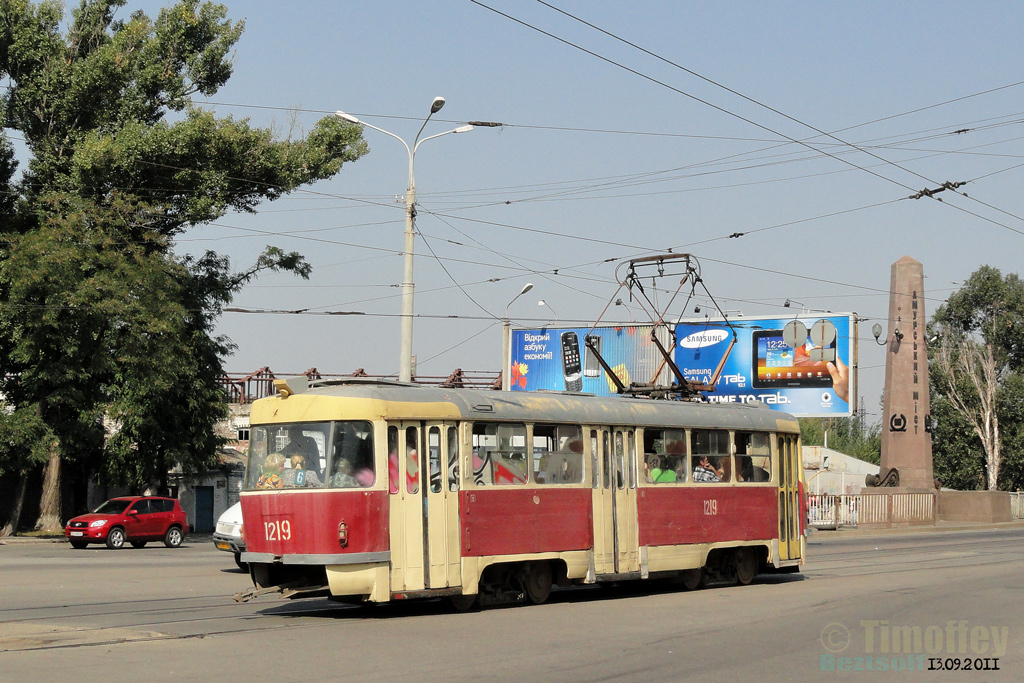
[803,446,880,495]
[938,490,1012,523]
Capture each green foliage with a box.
[930,265,1024,490]
[0,404,53,477]
[799,415,881,464]
[936,265,1024,370]
[994,372,1024,491]
[928,386,985,490]
[0,1,366,495]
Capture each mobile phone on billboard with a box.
[584,334,602,378]
[751,329,835,389]
[561,331,583,392]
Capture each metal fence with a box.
[808,493,936,528]
[1012,492,1024,520]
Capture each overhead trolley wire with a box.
[470,0,1024,237]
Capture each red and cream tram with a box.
[237,378,805,607]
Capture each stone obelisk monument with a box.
[875,256,935,492]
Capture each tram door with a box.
[390,423,461,591]
[591,427,640,575]
[777,434,802,561]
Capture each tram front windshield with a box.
[244,421,375,490]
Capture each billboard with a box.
[508,314,856,417]
[673,314,856,417]
[508,325,674,395]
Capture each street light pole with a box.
[502,283,534,391]
[335,99,473,382]
[538,299,558,327]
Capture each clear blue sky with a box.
[134,1,1024,422]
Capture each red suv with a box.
[65,496,189,550]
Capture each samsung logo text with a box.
[679,330,729,349]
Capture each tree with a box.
[930,266,1024,490]
[0,405,53,536]
[0,1,367,529]
[799,415,881,464]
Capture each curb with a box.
[0,536,66,545]
[1,533,216,545]
[809,520,1024,538]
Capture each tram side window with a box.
[614,431,625,490]
[735,432,772,483]
[388,426,400,494]
[244,427,271,489]
[447,426,459,492]
[328,421,375,489]
[533,424,584,485]
[691,429,730,483]
[428,427,442,493]
[406,427,420,494]
[472,422,528,485]
[642,428,687,483]
[627,430,637,489]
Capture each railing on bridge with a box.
[808,493,936,528]
[219,367,503,404]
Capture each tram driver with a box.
[283,426,321,476]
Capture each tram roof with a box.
[263,378,798,433]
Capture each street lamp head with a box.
[453,125,474,134]
[430,97,446,114]
[334,110,359,124]
[520,283,534,295]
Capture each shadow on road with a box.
[249,570,806,621]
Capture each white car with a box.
[213,501,246,568]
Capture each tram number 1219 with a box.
[703,499,718,516]
[264,520,292,541]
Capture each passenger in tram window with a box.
[650,455,677,483]
[737,455,752,482]
[739,456,771,482]
[692,455,722,483]
[257,453,285,489]
[561,440,583,483]
[664,440,687,483]
[674,459,688,481]
[388,449,399,494]
[330,458,359,488]
[284,454,323,488]
[354,463,375,487]
[718,455,733,483]
[406,445,420,493]
[643,455,659,483]
[638,456,655,483]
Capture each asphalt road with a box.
[1,526,1022,682]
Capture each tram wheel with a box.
[449,593,479,612]
[680,568,702,591]
[523,561,552,605]
[735,548,757,586]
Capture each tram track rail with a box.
[3,527,1021,654]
